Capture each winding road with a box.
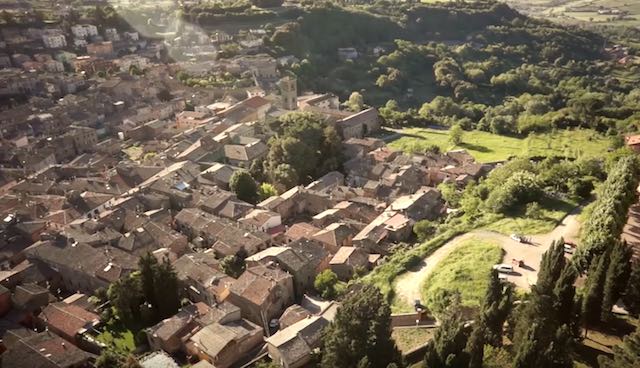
[393,208,582,306]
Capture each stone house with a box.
[329,246,370,280]
[265,315,329,368]
[238,209,282,233]
[172,252,233,305]
[37,302,100,346]
[336,108,380,140]
[186,318,263,368]
[226,264,294,329]
[246,239,330,298]
[146,304,205,354]
[1,331,93,368]
[25,238,138,293]
[312,222,356,253]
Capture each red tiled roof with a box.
[242,96,270,109]
[40,302,99,339]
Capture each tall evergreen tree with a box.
[623,263,640,317]
[139,253,158,311]
[552,262,579,330]
[581,252,609,330]
[513,240,577,368]
[601,241,632,322]
[153,259,180,320]
[513,322,544,368]
[481,271,513,346]
[423,295,470,368]
[536,239,566,294]
[465,324,485,368]
[321,284,402,368]
[465,271,513,368]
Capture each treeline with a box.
[574,156,640,269]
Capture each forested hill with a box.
[263,1,640,137]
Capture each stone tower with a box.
[279,76,297,110]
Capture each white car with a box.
[563,244,575,254]
[510,234,524,243]
[493,264,514,273]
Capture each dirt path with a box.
[393,208,582,307]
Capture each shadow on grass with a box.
[574,342,611,368]
[459,142,492,153]
[589,316,636,340]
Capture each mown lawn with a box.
[422,239,503,313]
[392,327,435,353]
[388,127,611,163]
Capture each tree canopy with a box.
[321,284,402,368]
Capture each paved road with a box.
[393,208,582,306]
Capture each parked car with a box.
[493,264,514,273]
[510,234,529,243]
[563,244,575,254]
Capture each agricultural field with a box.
[388,127,612,163]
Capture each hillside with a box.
[262,2,639,138]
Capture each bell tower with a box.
[279,76,297,110]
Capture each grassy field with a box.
[392,327,436,353]
[422,239,503,313]
[389,127,611,163]
[96,321,137,355]
[483,196,578,235]
[363,227,469,301]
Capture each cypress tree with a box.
[321,284,402,368]
[582,252,609,332]
[482,271,513,346]
[423,304,470,368]
[553,262,578,329]
[513,322,543,368]
[601,241,632,322]
[139,253,158,311]
[465,324,485,368]
[154,259,180,320]
[513,241,577,368]
[536,239,566,294]
[623,263,640,317]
